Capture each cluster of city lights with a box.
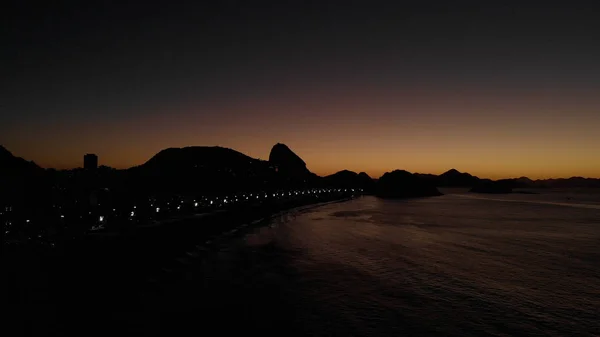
[2,187,363,245]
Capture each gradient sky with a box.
[3,1,600,179]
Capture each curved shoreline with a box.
[3,194,358,337]
[164,196,357,256]
[254,196,355,226]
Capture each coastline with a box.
[126,196,358,336]
[4,193,357,336]
[136,195,357,284]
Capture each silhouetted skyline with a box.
[4,1,600,179]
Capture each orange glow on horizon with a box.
[4,86,600,180]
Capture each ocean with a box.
[135,189,600,336]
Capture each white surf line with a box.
[452,194,600,210]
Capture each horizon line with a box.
[4,144,600,181]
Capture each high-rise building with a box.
[84,153,98,170]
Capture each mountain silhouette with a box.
[141,146,265,170]
[324,170,375,192]
[357,172,376,192]
[121,143,330,195]
[129,146,276,195]
[414,169,481,187]
[489,176,600,189]
[0,145,47,205]
[531,177,600,188]
[376,170,442,198]
[517,176,534,183]
[0,145,42,175]
[268,143,311,177]
[438,168,480,187]
[1,143,599,202]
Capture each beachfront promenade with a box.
[4,187,362,336]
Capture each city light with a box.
[1,184,359,248]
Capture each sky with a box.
[3,0,600,179]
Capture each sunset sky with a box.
[3,1,600,179]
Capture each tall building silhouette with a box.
[84,153,98,170]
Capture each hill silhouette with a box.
[323,170,376,193]
[268,143,320,187]
[128,146,276,195]
[0,145,42,176]
[0,145,48,206]
[415,168,481,187]
[487,176,600,189]
[413,169,600,190]
[143,146,260,168]
[376,170,442,198]
[269,143,312,176]
[120,143,331,196]
[439,169,480,187]
[2,143,599,203]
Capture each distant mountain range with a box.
[415,168,480,187]
[416,168,600,189]
[503,176,600,189]
[1,143,599,202]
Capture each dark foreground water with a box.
[136,190,600,336]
